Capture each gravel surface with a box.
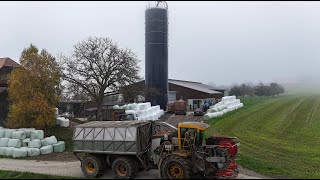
[0,159,270,179]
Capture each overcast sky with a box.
[1,1,320,86]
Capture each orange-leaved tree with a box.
[7,44,61,131]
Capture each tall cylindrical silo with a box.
[145,1,168,110]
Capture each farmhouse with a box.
[122,79,225,110]
[0,57,20,126]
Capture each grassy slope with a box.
[0,170,76,179]
[205,95,320,179]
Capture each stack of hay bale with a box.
[0,128,65,158]
[203,96,244,120]
[55,108,70,127]
[56,117,70,127]
[113,102,165,121]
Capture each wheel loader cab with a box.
[177,122,210,151]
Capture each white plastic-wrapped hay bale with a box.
[222,109,229,114]
[53,141,65,153]
[18,128,36,138]
[30,130,44,140]
[7,139,22,148]
[0,129,5,138]
[137,110,145,118]
[12,131,26,140]
[156,105,161,111]
[0,147,6,156]
[28,139,41,148]
[203,114,211,120]
[27,148,40,157]
[12,148,28,158]
[40,145,53,155]
[113,105,120,109]
[5,147,15,157]
[22,138,30,147]
[0,138,9,147]
[147,108,153,116]
[41,136,58,146]
[153,114,158,121]
[60,118,70,127]
[56,118,61,126]
[4,129,17,138]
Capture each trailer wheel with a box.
[81,154,105,178]
[161,155,191,179]
[112,157,136,179]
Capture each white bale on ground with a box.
[28,139,41,148]
[12,148,28,158]
[22,138,31,147]
[60,118,70,127]
[113,105,120,109]
[222,109,228,114]
[145,102,151,109]
[40,145,53,155]
[18,128,36,138]
[0,129,5,138]
[0,147,7,156]
[56,118,61,126]
[27,148,41,157]
[154,105,161,111]
[137,110,145,118]
[5,147,15,157]
[147,108,153,116]
[138,103,146,111]
[30,130,44,140]
[53,141,65,152]
[125,110,136,115]
[7,139,22,148]
[12,131,27,140]
[122,104,129,110]
[4,129,17,138]
[129,103,139,111]
[153,114,158,121]
[41,136,58,146]
[0,138,9,147]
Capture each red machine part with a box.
[207,136,240,178]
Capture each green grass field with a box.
[206,95,320,178]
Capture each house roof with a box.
[168,79,222,94]
[0,58,20,69]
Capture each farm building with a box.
[121,79,225,111]
[0,57,20,126]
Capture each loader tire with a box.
[81,154,105,178]
[112,157,137,179]
[161,155,192,179]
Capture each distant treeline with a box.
[229,82,285,97]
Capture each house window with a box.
[0,74,7,81]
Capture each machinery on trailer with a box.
[73,121,240,179]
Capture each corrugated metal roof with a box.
[0,58,20,69]
[168,79,222,94]
[76,120,149,128]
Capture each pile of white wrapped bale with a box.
[56,117,70,127]
[0,127,65,158]
[203,96,244,120]
[113,102,165,121]
[55,108,70,127]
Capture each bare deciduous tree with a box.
[60,37,140,121]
